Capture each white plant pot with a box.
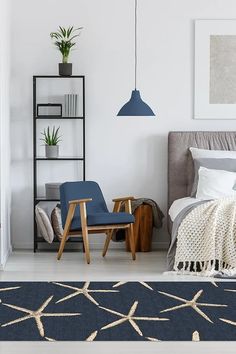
[45,145,59,158]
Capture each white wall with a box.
[10,0,236,250]
[0,0,12,265]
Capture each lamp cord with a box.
[135,0,137,89]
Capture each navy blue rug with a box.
[0,281,236,341]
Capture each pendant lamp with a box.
[117,0,155,117]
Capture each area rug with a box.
[0,281,236,341]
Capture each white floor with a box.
[0,250,235,354]
[0,249,167,281]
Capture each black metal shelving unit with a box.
[33,75,85,252]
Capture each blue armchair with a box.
[57,181,136,264]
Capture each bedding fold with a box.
[167,200,205,270]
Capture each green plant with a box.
[40,126,61,145]
[50,26,83,63]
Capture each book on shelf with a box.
[64,94,78,117]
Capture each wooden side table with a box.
[126,204,153,252]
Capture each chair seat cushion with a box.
[70,212,134,231]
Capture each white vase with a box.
[45,145,59,158]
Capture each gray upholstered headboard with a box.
[168,131,236,232]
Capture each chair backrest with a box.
[60,181,108,227]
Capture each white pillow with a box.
[35,205,54,243]
[196,167,236,200]
[190,147,236,160]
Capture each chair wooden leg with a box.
[125,199,136,260]
[81,227,90,264]
[57,230,69,260]
[129,224,136,261]
[57,203,76,260]
[102,201,121,258]
[80,201,90,264]
[102,230,113,257]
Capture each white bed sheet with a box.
[169,197,201,222]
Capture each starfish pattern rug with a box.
[0,281,235,341]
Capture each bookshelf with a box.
[33,75,85,252]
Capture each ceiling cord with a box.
[135,0,138,89]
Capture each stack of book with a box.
[64,94,78,117]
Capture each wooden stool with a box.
[126,204,153,252]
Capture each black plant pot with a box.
[59,63,72,76]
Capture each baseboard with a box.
[13,241,169,251]
[0,245,12,270]
[13,242,128,251]
[12,242,34,250]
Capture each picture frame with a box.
[194,20,236,119]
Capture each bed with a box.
[167,131,236,272]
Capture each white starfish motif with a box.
[86,330,98,341]
[192,330,200,341]
[1,295,81,337]
[0,286,21,292]
[53,282,119,306]
[146,336,160,341]
[112,281,153,291]
[0,286,21,302]
[211,281,219,288]
[158,289,227,323]
[99,301,169,337]
[45,336,56,342]
[220,318,236,327]
[224,288,236,293]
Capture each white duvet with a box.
[169,197,201,222]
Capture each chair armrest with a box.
[69,198,92,205]
[112,196,135,202]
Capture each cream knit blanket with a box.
[174,197,236,276]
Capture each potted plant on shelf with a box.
[41,126,61,158]
[50,26,83,76]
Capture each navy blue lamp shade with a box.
[117,89,155,116]
[117,0,155,117]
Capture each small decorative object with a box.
[50,26,83,76]
[117,0,155,117]
[37,103,62,117]
[40,126,61,158]
[195,20,236,119]
[45,183,61,200]
[64,94,78,117]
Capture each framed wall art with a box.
[195,20,236,119]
